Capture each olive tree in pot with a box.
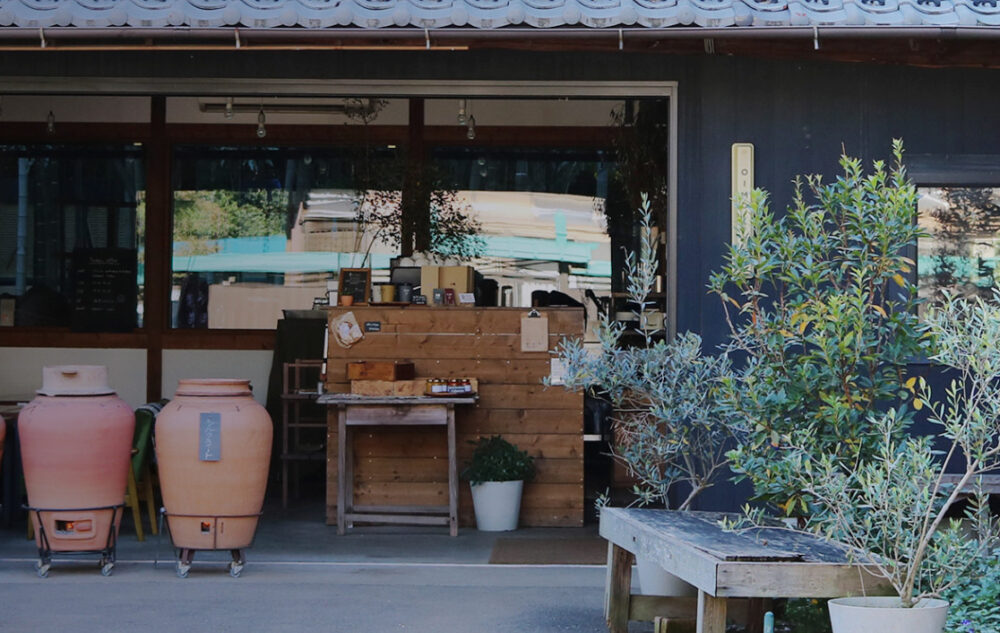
[553,195,746,595]
[462,435,535,531]
[714,142,997,633]
[764,292,1000,633]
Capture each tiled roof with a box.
[1,0,999,30]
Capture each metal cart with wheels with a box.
[25,503,124,577]
[158,508,261,578]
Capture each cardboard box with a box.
[420,266,440,298]
[207,283,325,329]
[346,361,416,381]
[351,379,427,397]
[438,266,475,294]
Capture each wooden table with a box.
[317,394,477,536]
[600,508,893,633]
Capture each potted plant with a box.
[462,435,535,531]
[554,195,745,594]
[715,143,998,632]
[758,291,1000,633]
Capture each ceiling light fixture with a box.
[466,114,476,141]
[256,108,266,138]
[46,110,55,134]
[224,97,234,119]
[457,99,467,125]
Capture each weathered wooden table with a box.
[600,508,893,633]
[317,394,477,537]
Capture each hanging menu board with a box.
[71,247,138,332]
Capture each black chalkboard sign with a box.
[338,268,371,305]
[71,247,138,332]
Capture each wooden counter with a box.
[325,306,585,528]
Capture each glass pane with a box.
[0,145,144,329]
[171,146,398,329]
[433,147,614,308]
[918,186,1000,310]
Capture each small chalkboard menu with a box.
[338,268,371,305]
[71,247,138,332]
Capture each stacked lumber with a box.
[325,306,585,527]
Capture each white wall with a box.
[161,349,273,405]
[0,347,146,407]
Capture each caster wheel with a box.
[176,561,191,579]
[36,564,50,578]
[101,562,114,577]
[229,561,244,578]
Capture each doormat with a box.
[488,537,607,565]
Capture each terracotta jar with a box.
[156,379,272,553]
[18,366,134,553]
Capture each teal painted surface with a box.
[172,234,611,275]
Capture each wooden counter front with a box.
[325,306,585,528]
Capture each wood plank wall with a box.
[325,306,585,527]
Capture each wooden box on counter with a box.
[345,361,416,382]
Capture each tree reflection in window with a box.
[918,187,1000,311]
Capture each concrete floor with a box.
[0,502,632,633]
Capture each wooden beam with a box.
[401,97,427,256]
[144,95,169,402]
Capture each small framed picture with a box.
[337,268,372,305]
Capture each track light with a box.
[46,110,55,134]
[224,97,234,119]
[457,99,467,125]
[256,108,266,138]
[466,114,476,140]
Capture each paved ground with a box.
[0,502,629,633]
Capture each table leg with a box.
[696,590,727,633]
[745,598,770,633]
[282,398,290,509]
[337,406,346,536]
[447,405,458,537]
[345,425,354,527]
[605,542,634,633]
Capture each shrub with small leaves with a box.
[553,195,745,510]
[709,140,928,516]
[461,435,535,486]
[942,550,1000,633]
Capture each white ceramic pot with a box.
[828,597,949,633]
[470,480,523,531]
[635,556,697,596]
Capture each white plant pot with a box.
[828,597,949,633]
[635,556,697,596]
[470,480,524,531]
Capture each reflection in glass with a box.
[918,187,1000,310]
[0,145,144,328]
[171,147,397,329]
[434,147,614,308]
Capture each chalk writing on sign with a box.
[199,412,222,461]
